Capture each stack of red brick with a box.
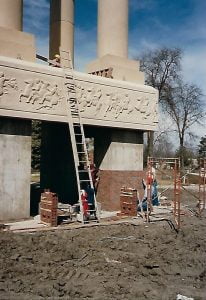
[40,192,58,226]
[119,187,137,217]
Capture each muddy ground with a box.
[0,190,206,300]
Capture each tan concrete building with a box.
[0,0,158,220]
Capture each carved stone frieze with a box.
[19,79,64,111]
[0,56,158,130]
[75,81,158,125]
[0,71,18,97]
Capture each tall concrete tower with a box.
[50,0,74,62]
[0,0,36,221]
[97,0,128,59]
[0,0,35,61]
[87,0,144,83]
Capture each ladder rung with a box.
[80,180,91,182]
[79,160,87,163]
[77,143,84,144]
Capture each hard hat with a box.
[54,54,60,58]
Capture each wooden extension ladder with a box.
[60,49,100,224]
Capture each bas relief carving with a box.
[0,71,64,112]
[75,83,158,124]
[19,79,64,110]
[0,67,158,128]
[0,72,18,96]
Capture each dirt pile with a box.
[0,214,206,300]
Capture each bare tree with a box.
[139,47,182,156]
[165,81,204,166]
[198,135,206,158]
[153,134,175,158]
[140,47,182,102]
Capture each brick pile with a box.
[119,187,137,217]
[40,191,58,226]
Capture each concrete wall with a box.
[0,117,31,221]
[94,128,143,171]
[86,127,144,210]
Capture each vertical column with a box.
[0,118,31,221]
[46,0,76,206]
[40,122,78,204]
[93,127,145,211]
[98,0,128,58]
[0,1,34,221]
[50,0,74,62]
[0,0,23,30]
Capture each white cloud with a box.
[182,47,206,95]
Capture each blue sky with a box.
[23,0,206,93]
[23,0,205,139]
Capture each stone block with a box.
[0,27,36,62]
[86,54,144,84]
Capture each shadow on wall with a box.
[84,126,111,169]
[30,182,42,216]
